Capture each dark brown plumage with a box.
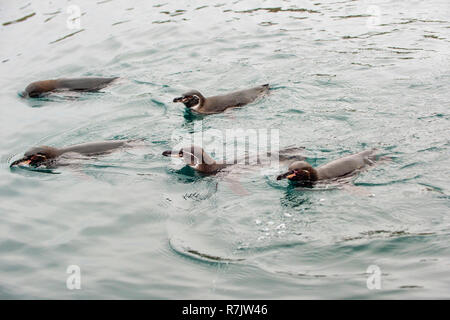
[22,77,118,98]
[277,149,378,182]
[10,141,129,168]
[173,84,269,114]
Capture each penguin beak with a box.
[277,171,296,180]
[162,150,181,158]
[173,96,191,103]
[10,154,47,168]
[10,157,32,168]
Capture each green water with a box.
[0,0,449,299]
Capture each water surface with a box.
[0,0,449,299]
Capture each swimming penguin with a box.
[173,84,269,114]
[276,149,378,182]
[162,145,227,174]
[10,140,130,168]
[162,145,306,174]
[22,77,118,98]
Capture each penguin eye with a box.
[189,95,199,103]
[186,95,196,102]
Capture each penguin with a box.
[276,149,378,182]
[162,145,226,174]
[10,140,130,168]
[22,77,118,98]
[173,84,269,114]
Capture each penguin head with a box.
[10,146,60,168]
[22,82,41,98]
[277,161,318,182]
[162,145,216,167]
[173,90,205,109]
[22,80,56,98]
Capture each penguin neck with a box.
[189,94,206,111]
[192,150,226,173]
[197,93,206,107]
[55,146,76,155]
[313,167,325,180]
[295,166,320,181]
[191,103,202,112]
[48,147,65,157]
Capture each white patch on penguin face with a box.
[190,95,201,111]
